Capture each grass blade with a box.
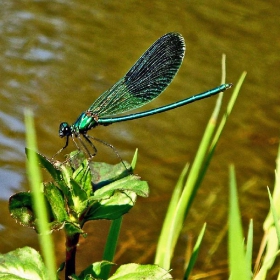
[245,219,253,275]
[183,223,207,279]
[154,163,189,267]
[24,110,57,280]
[228,165,249,280]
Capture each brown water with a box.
[0,1,280,279]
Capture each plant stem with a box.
[65,232,80,279]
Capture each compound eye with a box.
[59,122,71,137]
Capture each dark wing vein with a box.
[88,32,185,117]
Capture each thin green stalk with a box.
[155,58,246,270]
[25,110,57,280]
[100,150,138,279]
[196,71,247,193]
[245,220,253,274]
[154,164,189,266]
[183,223,207,279]
[100,217,123,279]
[155,57,229,269]
[228,165,249,280]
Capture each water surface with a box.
[0,1,279,279]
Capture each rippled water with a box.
[1,1,279,279]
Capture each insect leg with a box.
[82,134,98,158]
[52,135,70,160]
[85,134,128,170]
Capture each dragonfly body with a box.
[58,32,232,155]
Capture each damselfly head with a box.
[59,122,71,138]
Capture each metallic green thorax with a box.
[72,111,99,134]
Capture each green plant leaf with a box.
[25,148,62,183]
[9,185,70,231]
[9,192,36,228]
[64,222,85,236]
[73,161,92,197]
[0,247,49,280]
[77,261,114,279]
[85,191,137,221]
[44,182,69,222]
[15,149,149,234]
[109,264,172,280]
[83,173,148,221]
[70,178,89,216]
[90,161,133,191]
[94,175,149,198]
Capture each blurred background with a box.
[0,1,279,279]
